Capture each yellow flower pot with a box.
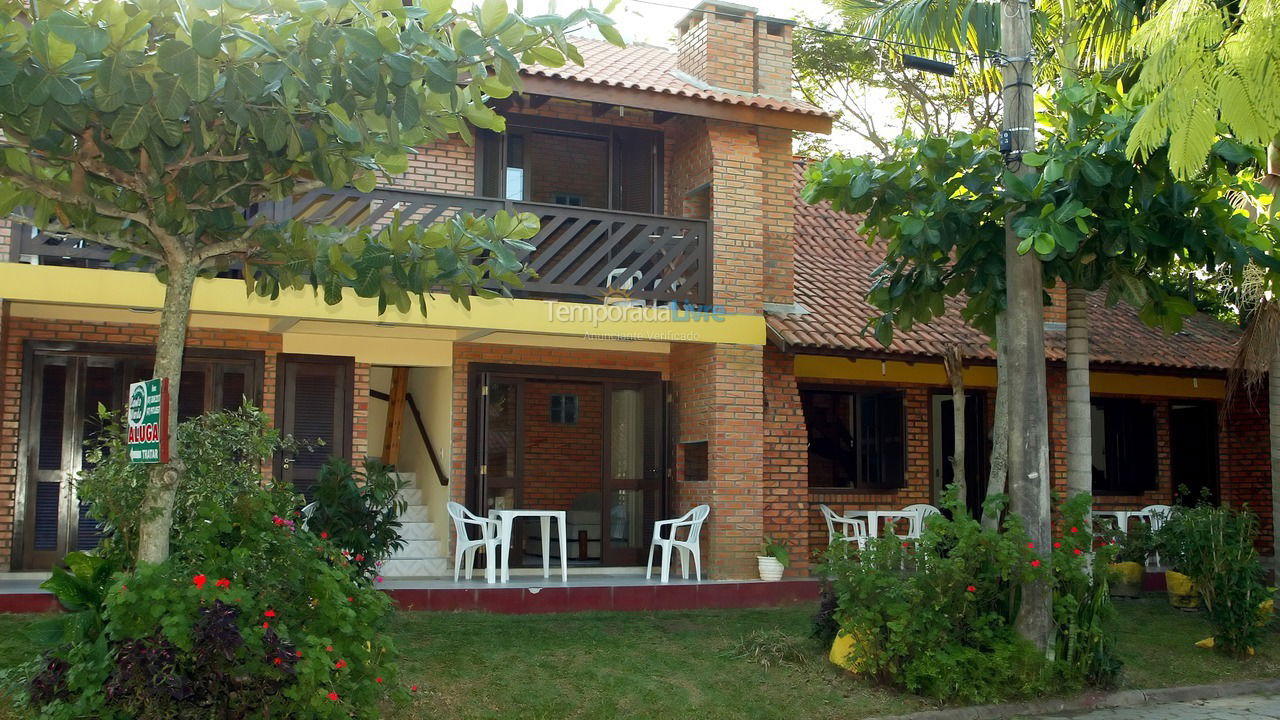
[1108,561,1144,599]
[1165,570,1200,609]
[829,630,868,673]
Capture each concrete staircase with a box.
[380,477,449,578]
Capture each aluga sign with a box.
[127,378,170,464]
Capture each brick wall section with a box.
[708,120,764,314]
[666,115,712,219]
[757,126,795,305]
[0,220,11,262]
[0,317,283,566]
[676,6,757,94]
[1221,387,1272,552]
[762,346,809,573]
[396,140,475,195]
[521,381,603,510]
[671,342,764,579]
[1044,285,1068,324]
[753,20,793,98]
[353,363,371,462]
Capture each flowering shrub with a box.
[818,490,1049,702]
[1050,495,1121,686]
[14,409,405,719]
[818,490,1122,702]
[308,458,408,580]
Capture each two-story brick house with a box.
[0,1,1268,582]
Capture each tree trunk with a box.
[1065,287,1092,516]
[1003,0,1053,653]
[943,346,967,510]
[983,313,1010,530]
[135,261,199,565]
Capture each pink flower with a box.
[192,574,207,589]
[375,576,384,583]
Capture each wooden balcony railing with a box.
[10,187,711,306]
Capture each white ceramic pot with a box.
[757,556,785,582]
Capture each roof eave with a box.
[518,75,834,134]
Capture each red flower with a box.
[215,578,230,589]
[1070,527,1079,533]
[120,584,127,592]
[376,677,383,684]
[966,585,976,593]
[355,554,364,562]
[410,685,418,692]
[192,574,207,589]
[264,609,276,618]
[274,658,282,665]
[347,597,354,602]
[262,622,270,629]
[327,691,339,702]
[1053,541,1061,549]
[1030,559,1041,568]
[320,531,329,539]
[335,659,346,669]
[326,645,333,652]
[1026,542,1035,549]
[901,541,909,548]
[273,515,285,526]
[1073,548,1083,555]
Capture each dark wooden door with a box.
[275,355,353,499]
[1170,401,1218,505]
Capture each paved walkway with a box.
[1038,694,1280,719]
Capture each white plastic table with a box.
[490,509,568,583]
[843,509,919,538]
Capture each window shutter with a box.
[277,356,353,499]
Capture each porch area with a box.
[0,571,818,615]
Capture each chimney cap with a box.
[677,1,759,34]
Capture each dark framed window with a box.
[275,355,354,499]
[802,387,906,490]
[549,393,579,424]
[1091,398,1158,495]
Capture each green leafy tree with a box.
[1126,0,1280,180]
[0,0,617,565]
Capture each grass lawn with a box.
[0,595,1276,719]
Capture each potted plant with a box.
[1155,507,1200,610]
[758,536,790,581]
[1103,521,1151,599]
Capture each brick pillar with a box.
[763,346,808,573]
[758,126,795,305]
[672,342,764,579]
[708,120,764,314]
[1221,387,1272,554]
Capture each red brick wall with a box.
[708,120,764,314]
[758,126,795,305]
[753,20,793,98]
[521,381,603,511]
[0,316,283,567]
[396,140,476,195]
[1221,387,1272,553]
[763,346,808,572]
[670,342,763,579]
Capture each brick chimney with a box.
[675,1,795,99]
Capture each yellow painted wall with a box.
[795,354,1225,399]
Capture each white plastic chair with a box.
[901,504,941,539]
[646,505,710,583]
[1137,504,1173,568]
[447,502,503,583]
[819,504,870,549]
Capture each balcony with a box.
[9,186,711,306]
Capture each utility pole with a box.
[999,0,1053,652]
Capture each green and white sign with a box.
[127,378,169,464]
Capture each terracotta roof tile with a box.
[522,38,828,117]
[772,160,1241,371]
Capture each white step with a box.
[381,557,448,578]
[398,505,429,524]
[397,487,424,506]
[390,539,444,560]
[399,521,437,541]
